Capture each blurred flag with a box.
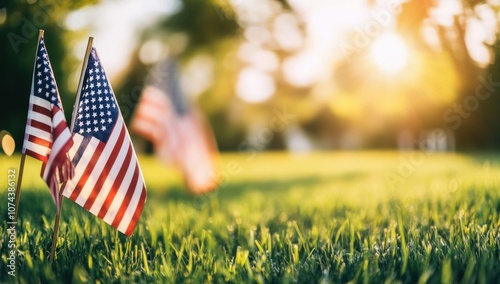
[62,47,147,236]
[22,36,74,207]
[131,59,218,194]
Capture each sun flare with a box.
[371,33,409,73]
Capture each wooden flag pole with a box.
[14,30,45,223]
[49,36,93,262]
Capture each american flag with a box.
[62,47,147,236]
[22,36,74,207]
[131,59,219,194]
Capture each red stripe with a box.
[69,141,106,201]
[124,186,147,236]
[28,135,51,148]
[29,119,52,133]
[111,159,140,228]
[52,120,68,139]
[97,140,133,219]
[32,104,52,117]
[83,126,126,210]
[24,149,46,161]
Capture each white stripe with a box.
[68,134,84,159]
[102,143,137,225]
[23,140,49,157]
[24,124,51,141]
[88,125,131,216]
[72,119,125,206]
[52,109,66,126]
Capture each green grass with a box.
[1,151,500,283]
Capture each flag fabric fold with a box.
[22,36,74,207]
[131,59,219,195]
[62,47,147,236]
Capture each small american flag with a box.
[62,47,147,236]
[22,36,74,207]
[131,59,218,194]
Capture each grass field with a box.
[1,151,500,283]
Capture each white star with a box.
[92,112,97,118]
[93,120,98,125]
[86,121,91,126]
[97,90,102,95]
[91,98,96,103]
[99,111,104,117]
[86,128,92,133]
[100,119,105,124]
[101,126,106,131]
[89,83,94,89]
[108,118,113,123]
[79,121,84,127]
[38,88,42,93]
[99,104,104,110]
[94,126,99,132]
[89,76,94,82]
[85,113,90,118]
[78,114,83,120]
[37,72,42,77]
[107,110,111,116]
[106,104,110,108]
[92,105,97,110]
[98,97,103,102]
[79,129,84,134]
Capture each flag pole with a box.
[14,29,45,223]
[49,36,93,262]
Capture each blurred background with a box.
[1,0,500,153]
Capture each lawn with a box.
[1,151,500,283]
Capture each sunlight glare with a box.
[371,33,409,73]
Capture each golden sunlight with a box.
[371,33,409,73]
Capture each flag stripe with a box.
[98,141,133,219]
[29,119,52,133]
[28,135,52,149]
[111,162,140,229]
[31,103,52,118]
[72,120,126,205]
[83,125,126,211]
[69,140,106,201]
